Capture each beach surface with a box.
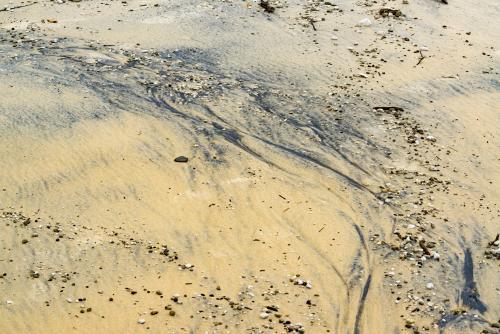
[0,0,499,333]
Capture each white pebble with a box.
[259,312,269,319]
[356,18,372,27]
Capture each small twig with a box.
[309,19,317,31]
[489,234,499,246]
[318,225,326,233]
[0,2,38,12]
[416,51,426,66]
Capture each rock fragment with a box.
[174,156,188,163]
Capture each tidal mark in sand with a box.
[461,249,487,313]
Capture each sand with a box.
[0,0,498,333]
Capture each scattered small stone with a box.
[174,156,188,163]
[356,18,372,27]
[379,8,403,18]
[425,135,436,142]
[171,294,181,303]
[485,234,500,260]
[179,263,194,270]
[259,0,275,13]
[290,275,312,289]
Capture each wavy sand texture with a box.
[0,0,498,333]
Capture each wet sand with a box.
[0,0,499,333]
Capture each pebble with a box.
[356,18,372,27]
[426,282,434,290]
[180,263,194,269]
[174,156,188,163]
[137,319,146,324]
[425,135,436,142]
[259,312,269,319]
